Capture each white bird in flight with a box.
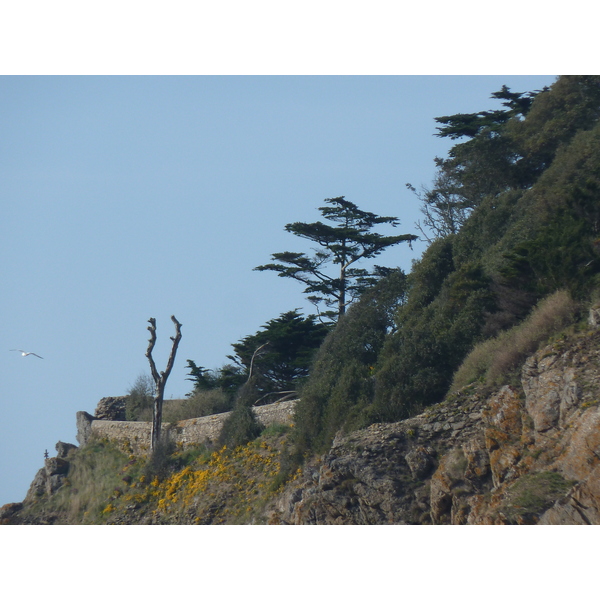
[10,349,44,359]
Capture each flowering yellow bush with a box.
[98,426,301,524]
[102,503,116,514]
[142,436,287,521]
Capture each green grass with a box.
[504,471,575,520]
[21,439,138,524]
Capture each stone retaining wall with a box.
[77,399,299,455]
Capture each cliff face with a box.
[267,327,600,525]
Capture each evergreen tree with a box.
[229,310,329,397]
[186,311,328,404]
[255,196,417,321]
[185,361,245,398]
[185,361,218,391]
[412,85,547,243]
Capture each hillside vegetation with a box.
[292,75,600,455]
[7,75,600,525]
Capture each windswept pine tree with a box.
[255,196,417,322]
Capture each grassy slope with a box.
[18,425,299,525]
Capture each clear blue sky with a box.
[0,74,558,506]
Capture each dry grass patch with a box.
[451,290,579,392]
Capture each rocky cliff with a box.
[266,326,600,524]
[4,322,600,525]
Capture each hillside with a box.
[3,75,600,525]
[4,300,600,525]
[273,323,600,524]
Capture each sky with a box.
[0,74,559,507]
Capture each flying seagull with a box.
[10,349,44,359]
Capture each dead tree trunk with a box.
[146,315,182,451]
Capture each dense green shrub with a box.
[403,237,455,309]
[508,75,600,178]
[217,381,265,449]
[498,128,600,297]
[451,189,525,268]
[293,271,408,453]
[372,262,495,421]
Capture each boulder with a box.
[0,503,23,524]
[45,457,69,476]
[404,446,435,479]
[76,411,95,446]
[94,396,127,421]
[56,441,77,459]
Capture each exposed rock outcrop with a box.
[0,503,24,524]
[56,441,78,459]
[25,456,71,502]
[268,330,600,525]
[94,396,127,421]
[76,411,95,446]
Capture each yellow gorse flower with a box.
[131,435,292,520]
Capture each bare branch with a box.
[253,390,298,406]
[415,220,435,244]
[161,315,182,381]
[247,341,270,382]
[145,318,160,385]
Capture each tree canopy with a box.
[255,196,417,321]
[186,310,328,404]
[410,85,549,242]
[228,310,329,398]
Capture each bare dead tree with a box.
[146,315,182,451]
[246,341,270,383]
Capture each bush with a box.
[125,373,155,421]
[162,389,233,423]
[217,381,264,449]
[293,271,408,454]
[372,261,495,423]
[451,289,579,392]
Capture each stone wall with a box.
[77,399,299,454]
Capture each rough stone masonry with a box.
[76,399,299,454]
